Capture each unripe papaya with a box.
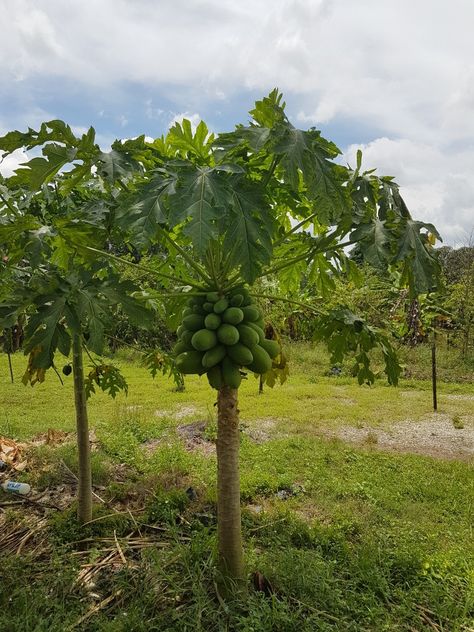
[247,322,265,343]
[203,302,214,313]
[213,298,229,314]
[191,328,217,351]
[247,345,272,374]
[240,289,252,306]
[227,342,253,366]
[255,317,265,330]
[237,323,259,348]
[202,344,226,369]
[204,313,221,330]
[182,314,205,331]
[207,365,223,389]
[217,323,239,346]
[206,291,220,303]
[173,339,192,356]
[186,298,195,308]
[180,330,194,346]
[222,307,244,325]
[260,338,280,359]
[241,305,260,322]
[230,294,243,307]
[182,307,193,317]
[192,304,205,314]
[177,324,186,338]
[176,351,205,374]
[231,286,251,304]
[222,357,242,388]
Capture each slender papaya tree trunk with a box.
[72,332,92,523]
[216,385,245,589]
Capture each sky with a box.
[0,0,473,246]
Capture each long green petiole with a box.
[158,229,214,286]
[84,247,206,290]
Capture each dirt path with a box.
[323,414,474,461]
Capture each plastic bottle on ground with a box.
[1,481,31,495]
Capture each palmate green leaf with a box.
[74,287,112,354]
[274,128,350,225]
[167,119,214,161]
[351,218,391,268]
[101,281,154,328]
[23,296,67,367]
[95,149,142,184]
[170,165,231,255]
[249,89,287,127]
[0,120,79,153]
[116,174,174,246]
[11,144,77,190]
[378,179,411,220]
[307,253,337,297]
[396,219,441,295]
[223,184,273,283]
[84,364,128,399]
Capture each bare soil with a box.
[323,414,474,461]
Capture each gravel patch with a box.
[324,414,474,461]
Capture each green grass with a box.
[0,343,473,631]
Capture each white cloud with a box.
[168,112,202,132]
[0,148,28,177]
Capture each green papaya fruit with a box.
[217,323,240,345]
[180,330,194,345]
[227,342,253,366]
[237,323,259,348]
[247,345,272,374]
[255,318,265,330]
[213,298,229,314]
[176,351,205,374]
[206,291,220,303]
[177,324,186,338]
[222,307,244,325]
[247,322,265,343]
[192,304,205,314]
[207,365,223,389]
[191,328,217,351]
[202,344,226,369]
[204,313,221,330]
[230,294,243,307]
[260,338,281,359]
[173,339,192,356]
[182,307,193,317]
[240,289,252,306]
[203,302,214,313]
[186,298,195,308]
[241,305,260,322]
[222,357,242,388]
[182,314,205,331]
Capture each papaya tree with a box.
[0,130,157,523]
[0,91,441,586]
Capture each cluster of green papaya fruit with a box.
[173,287,280,389]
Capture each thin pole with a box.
[431,330,437,412]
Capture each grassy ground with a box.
[0,343,473,631]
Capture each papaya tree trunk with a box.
[72,332,92,524]
[216,385,245,588]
